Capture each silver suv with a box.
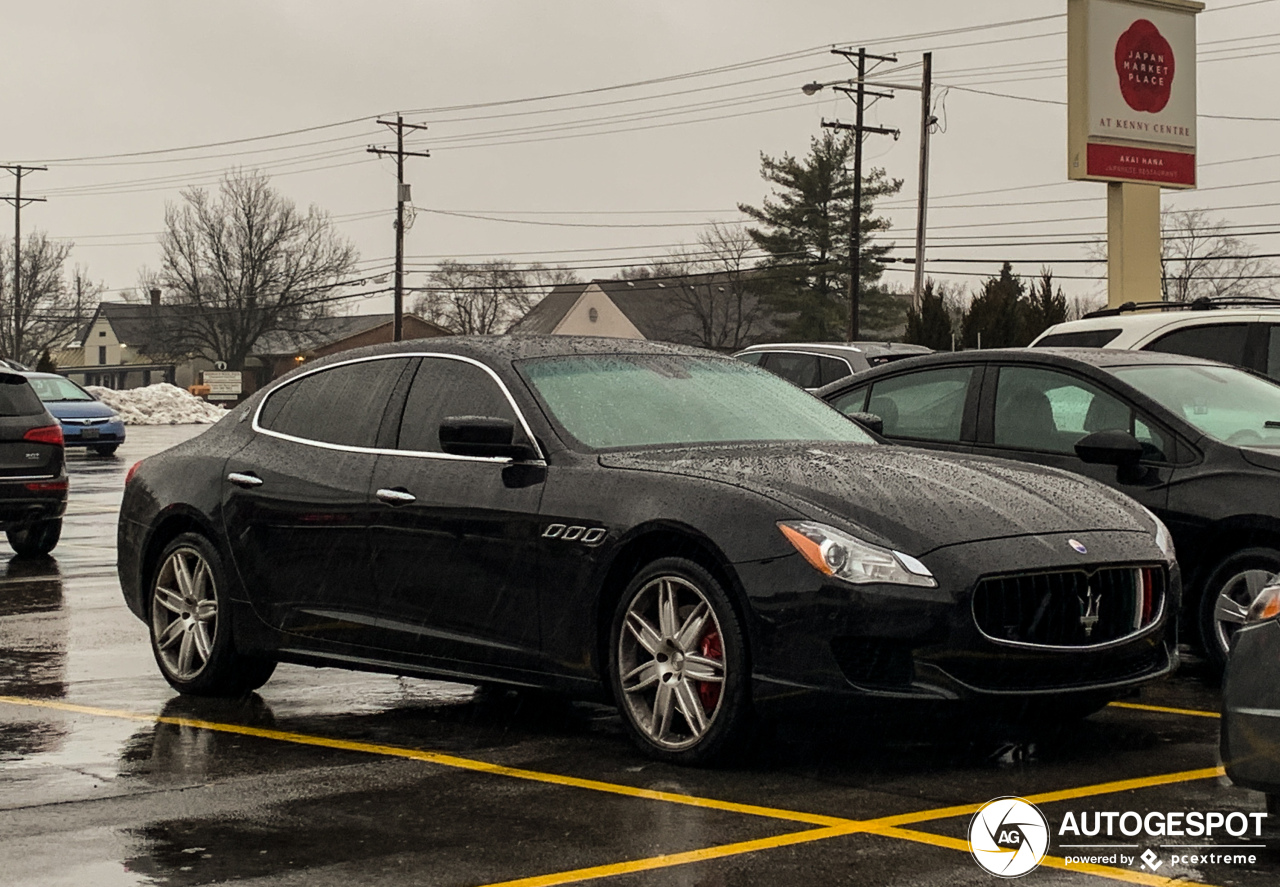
[735,342,933,391]
[1030,298,1280,381]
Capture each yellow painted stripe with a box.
[478,825,861,887]
[1109,701,1221,720]
[0,696,846,826]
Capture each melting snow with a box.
[86,383,230,425]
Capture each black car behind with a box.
[119,337,1176,763]
[0,370,67,555]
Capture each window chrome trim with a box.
[251,351,547,464]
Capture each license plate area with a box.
[80,428,100,440]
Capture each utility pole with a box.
[912,52,934,311]
[1,165,47,362]
[823,47,898,342]
[368,115,429,341]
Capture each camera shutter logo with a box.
[969,797,1050,878]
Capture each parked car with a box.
[0,370,68,556]
[1030,298,1280,381]
[119,337,1176,763]
[819,347,1280,672]
[734,342,933,391]
[1221,579,1280,819]
[22,372,125,456]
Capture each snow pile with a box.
[85,383,230,425]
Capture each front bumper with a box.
[1222,617,1280,795]
[738,529,1180,712]
[60,419,126,447]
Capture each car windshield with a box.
[519,353,874,450]
[1109,363,1280,448]
[26,376,95,402]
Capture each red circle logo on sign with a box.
[1115,19,1175,112]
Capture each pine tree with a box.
[1024,267,1068,340]
[962,262,1027,348]
[904,279,954,350]
[738,132,902,340]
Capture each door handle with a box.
[227,471,264,488]
[376,487,417,506]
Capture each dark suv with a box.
[0,371,68,555]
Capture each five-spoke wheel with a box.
[1199,547,1280,674]
[610,557,748,764]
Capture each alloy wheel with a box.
[151,546,219,681]
[1211,568,1274,657]
[616,575,726,751]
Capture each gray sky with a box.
[4,0,1278,313]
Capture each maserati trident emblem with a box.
[1068,538,1088,555]
[1078,587,1101,637]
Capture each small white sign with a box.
[203,371,243,396]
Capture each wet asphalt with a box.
[0,426,1276,887]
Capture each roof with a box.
[1034,307,1280,341]
[254,313,416,354]
[79,302,196,348]
[507,284,589,335]
[813,346,1234,397]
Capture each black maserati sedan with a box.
[818,348,1280,674]
[119,337,1177,763]
[0,370,68,556]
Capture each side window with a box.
[763,353,821,388]
[259,358,412,448]
[867,367,973,443]
[830,385,869,416]
[736,351,766,367]
[1033,328,1122,348]
[817,355,853,387]
[1145,323,1249,368]
[1265,325,1280,381]
[397,357,522,453]
[993,366,1167,461]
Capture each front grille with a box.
[972,566,1164,647]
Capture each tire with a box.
[1198,547,1280,674]
[608,557,751,765]
[149,532,276,696]
[93,444,120,457]
[7,519,62,556]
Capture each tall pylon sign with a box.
[1067,0,1203,307]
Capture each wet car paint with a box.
[0,427,1276,884]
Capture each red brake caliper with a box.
[698,630,722,711]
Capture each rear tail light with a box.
[23,425,63,446]
[125,460,143,485]
[25,480,68,492]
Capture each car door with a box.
[221,356,415,647]
[367,355,547,669]
[827,364,981,455]
[973,364,1174,515]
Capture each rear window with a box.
[1033,329,1122,348]
[0,375,45,417]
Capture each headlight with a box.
[1140,505,1175,559]
[778,520,936,588]
[108,412,122,422]
[1245,583,1280,624]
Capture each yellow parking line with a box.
[477,825,860,887]
[0,696,844,827]
[874,826,1219,887]
[1108,701,1221,719]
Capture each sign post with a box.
[1067,0,1203,308]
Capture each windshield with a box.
[1110,363,1280,448]
[519,353,874,450]
[26,375,95,402]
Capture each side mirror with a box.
[847,412,884,437]
[1074,430,1144,466]
[439,416,538,461]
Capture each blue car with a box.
[22,372,126,456]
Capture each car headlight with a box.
[108,412,122,422]
[778,520,936,588]
[1140,505,1175,559]
[1245,583,1280,624]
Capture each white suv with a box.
[1029,300,1280,380]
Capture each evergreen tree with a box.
[738,132,902,340]
[35,349,56,373]
[1024,267,1068,340]
[962,262,1027,348]
[904,278,954,350]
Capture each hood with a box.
[599,442,1149,555]
[45,399,116,420]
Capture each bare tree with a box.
[155,169,358,369]
[1162,208,1276,302]
[649,223,770,351]
[414,260,580,335]
[0,232,100,364]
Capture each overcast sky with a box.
[3,0,1277,314]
